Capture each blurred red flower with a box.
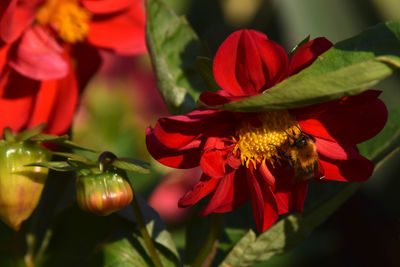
[146,30,388,232]
[0,0,146,135]
[148,168,200,224]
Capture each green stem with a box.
[191,213,223,267]
[130,187,163,267]
[34,228,53,264]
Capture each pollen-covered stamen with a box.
[36,0,91,43]
[234,111,301,168]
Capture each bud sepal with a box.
[0,140,51,230]
[76,170,133,216]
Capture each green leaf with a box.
[31,134,69,142]
[196,57,220,92]
[112,158,150,174]
[15,123,46,141]
[218,146,400,267]
[51,151,91,162]
[94,238,149,267]
[67,159,97,170]
[60,140,97,152]
[31,134,97,152]
[93,231,180,267]
[2,127,14,142]
[213,20,400,112]
[146,0,209,114]
[288,35,310,58]
[26,161,78,172]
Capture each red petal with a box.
[289,181,308,212]
[264,163,306,215]
[246,167,279,232]
[8,26,68,80]
[295,90,388,144]
[200,150,226,179]
[315,137,360,160]
[81,0,133,14]
[0,68,38,135]
[253,33,289,88]
[198,90,246,106]
[26,80,57,129]
[259,161,276,188]
[213,30,288,96]
[146,127,201,169]
[0,0,37,43]
[235,30,267,94]
[71,43,102,90]
[37,59,79,134]
[200,168,250,215]
[87,3,146,55]
[153,109,223,149]
[289,37,333,76]
[178,174,219,207]
[274,181,308,214]
[318,154,374,182]
[213,30,247,96]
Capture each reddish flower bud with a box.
[0,140,51,231]
[76,171,133,216]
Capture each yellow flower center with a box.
[36,0,91,43]
[234,110,301,168]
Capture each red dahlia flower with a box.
[146,30,388,232]
[0,0,146,135]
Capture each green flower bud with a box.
[0,140,51,230]
[76,171,133,216]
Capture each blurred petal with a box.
[0,0,37,43]
[149,168,200,223]
[8,26,68,80]
[0,68,38,135]
[72,43,102,90]
[81,0,133,14]
[39,59,79,134]
[87,3,146,55]
[289,37,333,75]
[26,79,57,129]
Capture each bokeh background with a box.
[72,0,400,266]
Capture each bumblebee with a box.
[287,130,319,181]
[276,128,321,181]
